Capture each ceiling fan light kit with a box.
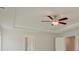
[41,14,68,26]
[52,21,59,26]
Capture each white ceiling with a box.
[0,7,79,33]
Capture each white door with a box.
[55,37,65,51]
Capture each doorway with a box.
[65,36,75,51]
[55,36,75,51]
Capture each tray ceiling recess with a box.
[0,7,79,33]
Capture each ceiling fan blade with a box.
[59,22,67,25]
[47,16,53,20]
[59,17,68,21]
[41,21,51,22]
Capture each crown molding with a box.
[12,22,79,34]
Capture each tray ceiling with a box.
[0,7,79,33]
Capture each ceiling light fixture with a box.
[52,21,59,26]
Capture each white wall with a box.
[55,37,65,51]
[34,32,54,51]
[2,28,25,51]
[0,26,1,51]
[1,27,54,51]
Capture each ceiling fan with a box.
[41,15,68,26]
